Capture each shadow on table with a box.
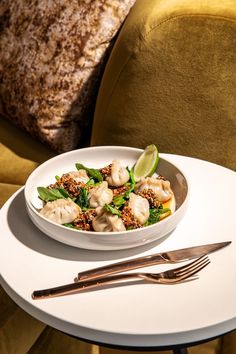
[7,188,173,262]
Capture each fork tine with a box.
[176,257,210,281]
[174,255,209,277]
[171,255,208,274]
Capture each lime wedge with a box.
[133,144,159,182]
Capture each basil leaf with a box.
[123,168,136,198]
[158,208,172,220]
[86,178,95,186]
[63,223,76,229]
[76,187,89,211]
[56,187,71,198]
[76,163,103,182]
[104,204,122,217]
[37,187,68,202]
[129,167,136,185]
[145,207,171,226]
[113,195,126,207]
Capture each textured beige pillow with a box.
[0,0,136,152]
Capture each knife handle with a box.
[76,253,168,281]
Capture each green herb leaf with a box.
[129,167,136,185]
[55,187,71,198]
[86,178,95,186]
[113,195,126,207]
[124,168,136,198]
[76,163,103,182]
[145,207,171,226]
[63,223,76,229]
[158,208,172,220]
[76,187,89,211]
[104,204,122,217]
[37,187,69,202]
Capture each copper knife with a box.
[76,241,231,281]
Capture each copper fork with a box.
[32,255,210,300]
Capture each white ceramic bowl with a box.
[24,146,189,250]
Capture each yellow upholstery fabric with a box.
[0,287,45,354]
[0,116,55,165]
[0,117,55,208]
[91,0,236,171]
[221,331,236,354]
[28,327,100,354]
[0,117,53,353]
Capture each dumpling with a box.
[128,193,149,225]
[63,170,89,184]
[40,199,81,224]
[106,160,129,187]
[135,177,173,202]
[92,207,126,232]
[88,181,113,208]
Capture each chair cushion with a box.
[0,0,135,152]
[0,285,45,354]
[91,0,236,170]
[0,117,54,352]
[0,117,55,208]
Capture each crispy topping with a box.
[49,175,86,197]
[112,185,129,197]
[136,189,161,208]
[73,209,97,231]
[121,206,142,230]
[99,164,112,178]
[157,175,166,180]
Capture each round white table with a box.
[0,155,235,350]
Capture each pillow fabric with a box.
[0,0,136,152]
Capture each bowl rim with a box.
[24,146,189,237]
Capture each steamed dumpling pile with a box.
[128,193,150,225]
[37,157,175,232]
[88,181,113,208]
[64,170,90,184]
[106,160,130,187]
[135,177,173,202]
[92,206,126,232]
[40,199,81,224]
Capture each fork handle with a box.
[32,273,138,300]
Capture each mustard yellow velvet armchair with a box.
[92,0,236,171]
[0,0,235,353]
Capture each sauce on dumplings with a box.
[162,195,176,219]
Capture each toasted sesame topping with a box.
[121,206,142,230]
[112,185,129,197]
[73,209,97,231]
[100,164,112,178]
[136,189,161,208]
[49,175,86,197]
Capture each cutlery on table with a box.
[76,241,231,281]
[32,255,210,300]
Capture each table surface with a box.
[0,154,235,349]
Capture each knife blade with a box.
[76,241,231,282]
